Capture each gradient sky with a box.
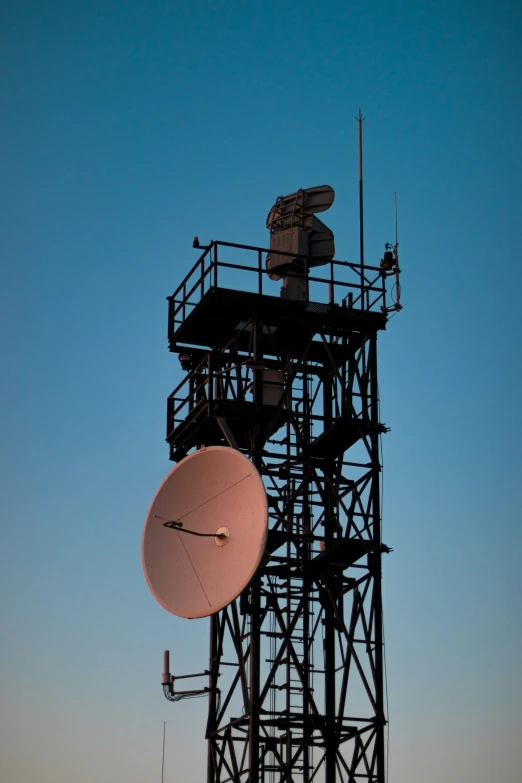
[1,1,521,781]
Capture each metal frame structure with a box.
[164,240,393,783]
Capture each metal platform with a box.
[304,417,387,459]
[167,396,290,461]
[170,286,386,363]
[167,240,388,363]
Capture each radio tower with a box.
[143,118,401,783]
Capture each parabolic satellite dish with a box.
[141,446,268,619]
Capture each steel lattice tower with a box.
[161,232,398,783]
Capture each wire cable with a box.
[176,529,212,609]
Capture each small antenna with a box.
[161,721,166,783]
[356,109,365,305]
[394,191,399,251]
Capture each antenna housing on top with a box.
[265,185,335,300]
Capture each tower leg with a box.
[369,334,385,781]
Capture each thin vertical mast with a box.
[161,721,166,783]
[394,191,398,250]
[357,109,365,307]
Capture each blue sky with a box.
[1,1,521,781]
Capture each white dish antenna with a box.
[142,446,268,619]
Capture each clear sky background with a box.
[1,1,521,781]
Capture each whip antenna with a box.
[357,109,365,305]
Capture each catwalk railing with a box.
[167,240,387,343]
